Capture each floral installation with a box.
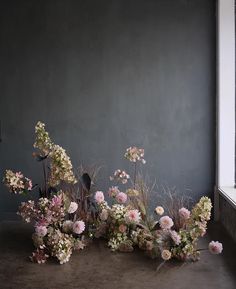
[3,121,98,264]
[3,129,223,268]
[94,146,223,266]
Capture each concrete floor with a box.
[0,221,235,289]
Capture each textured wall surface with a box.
[0,0,216,217]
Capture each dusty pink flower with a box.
[27,179,33,190]
[209,241,223,254]
[179,207,190,220]
[35,225,47,237]
[51,195,62,207]
[108,186,120,197]
[125,209,141,224]
[159,216,174,230]
[119,224,127,233]
[170,230,181,245]
[94,191,105,204]
[116,192,127,204]
[100,209,109,221]
[67,202,78,214]
[73,220,85,234]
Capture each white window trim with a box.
[215,0,236,219]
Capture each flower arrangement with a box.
[94,147,223,264]
[3,123,223,267]
[3,121,97,264]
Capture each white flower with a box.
[161,249,172,260]
[68,202,78,214]
[155,206,164,216]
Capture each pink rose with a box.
[116,192,127,204]
[94,191,105,204]
[159,216,174,230]
[209,241,223,254]
[179,207,190,220]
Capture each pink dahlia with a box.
[35,225,47,237]
[159,216,174,230]
[116,192,128,204]
[125,209,141,224]
[209,241,223,254]
[94,191,104,204]
[179,207,190,220]
[73,220,85,234]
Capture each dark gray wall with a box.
[0,0,216,217]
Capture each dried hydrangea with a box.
[3,170,32,194]
[110,169,130,184]
[48,144,77,187]
[34,121,53,155]
[47,229,74,264]
[124,146,146,164]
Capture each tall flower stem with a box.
[42,161,47,197]
[133,162,137,189]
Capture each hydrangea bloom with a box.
[124,146,146,164]
[110,169,130,184]
[3,170,32,194]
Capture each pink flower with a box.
[119,224,127,233]
[209,241,223,254]
[35,225,47,237]
[94,191,104,204]
[108,186,120,197]
[27,179,33,190]
[16,172,23,178]
[161,249,172,260]
[51,195,62,207]
[116,192,127,204]
[68,202,78,214]
[159,216,174,230]
[179,207,190,220]
[73,220,85,234]
[125,209,141,224]
[170,230,181,245]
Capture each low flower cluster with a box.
[3,170,32,194]
[2,122,223,267]
[94,147,223,263]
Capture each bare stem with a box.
[133,162,137,189]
